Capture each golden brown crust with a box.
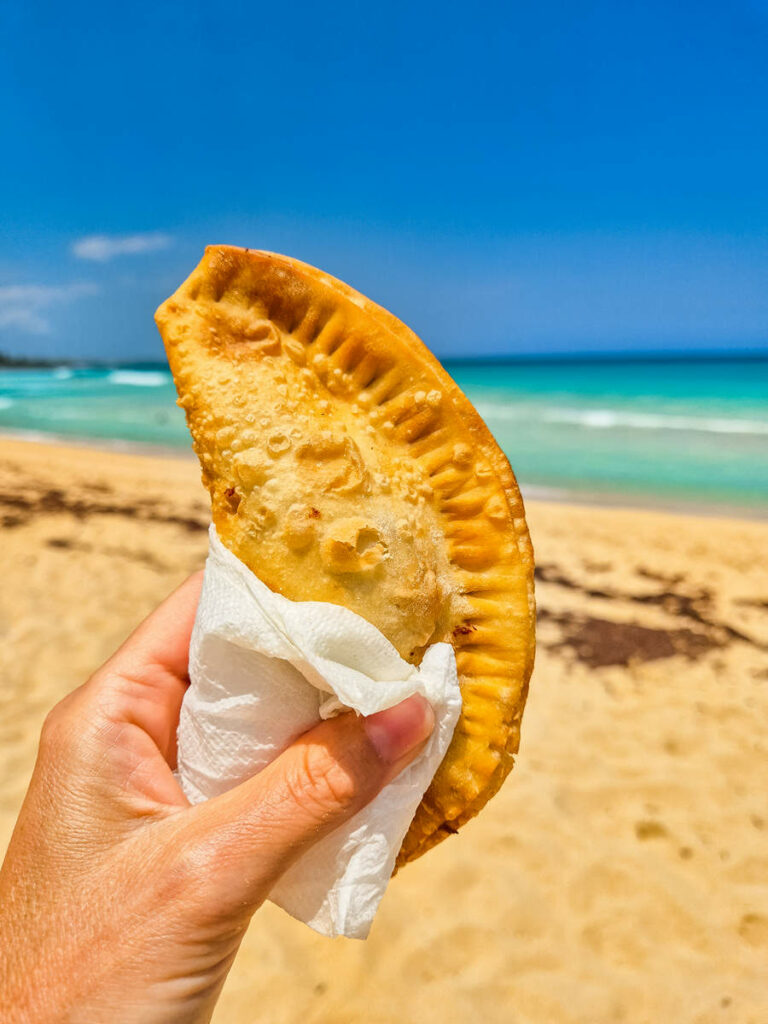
[155,246,536,864]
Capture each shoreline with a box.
[0,428,198,462]
[1,429,765,523]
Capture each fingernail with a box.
[363,694,435,764]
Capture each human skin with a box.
[0,573,434,1024]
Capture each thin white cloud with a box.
[71,232,173,262]
[0,282,99,335]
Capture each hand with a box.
[0,574,434,1024]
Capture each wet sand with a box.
[1,437,766,1024]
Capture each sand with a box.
[1,436,766,1024]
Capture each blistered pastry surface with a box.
[156,246,536,864]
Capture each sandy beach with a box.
[1,435,766,1024]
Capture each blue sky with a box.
[1,0,767,360]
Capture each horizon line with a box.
[2,346,767,370]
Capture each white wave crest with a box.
[474,402,768,436]
[108,370,170,387]
[0,397,14,410]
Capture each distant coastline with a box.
[0,352,169,371]
[0,352,61,369]
[1,349,766,370]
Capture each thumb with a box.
[177,694,435,913]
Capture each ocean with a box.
[1,356,766,514]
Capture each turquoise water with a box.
[0,358,766,511]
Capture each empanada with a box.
[156,246,535,865]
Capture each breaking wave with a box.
[474,402,768,436]
[107,370,171,387]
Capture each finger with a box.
[179,694,435,911]
[90,572,204,760]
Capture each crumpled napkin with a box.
[176,526,462,939]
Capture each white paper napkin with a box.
[176,526,462,939]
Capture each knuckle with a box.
[158,833,253,929]
[287,744,362,819]
[155,830,230,908]
[162,840,214,899]
[38,686,99,758]
[39,701,69,749]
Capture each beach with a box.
[1,435,767,1023]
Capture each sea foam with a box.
[475,402,768,436]
[108,370,171,387]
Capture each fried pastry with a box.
[156,247,535,865]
